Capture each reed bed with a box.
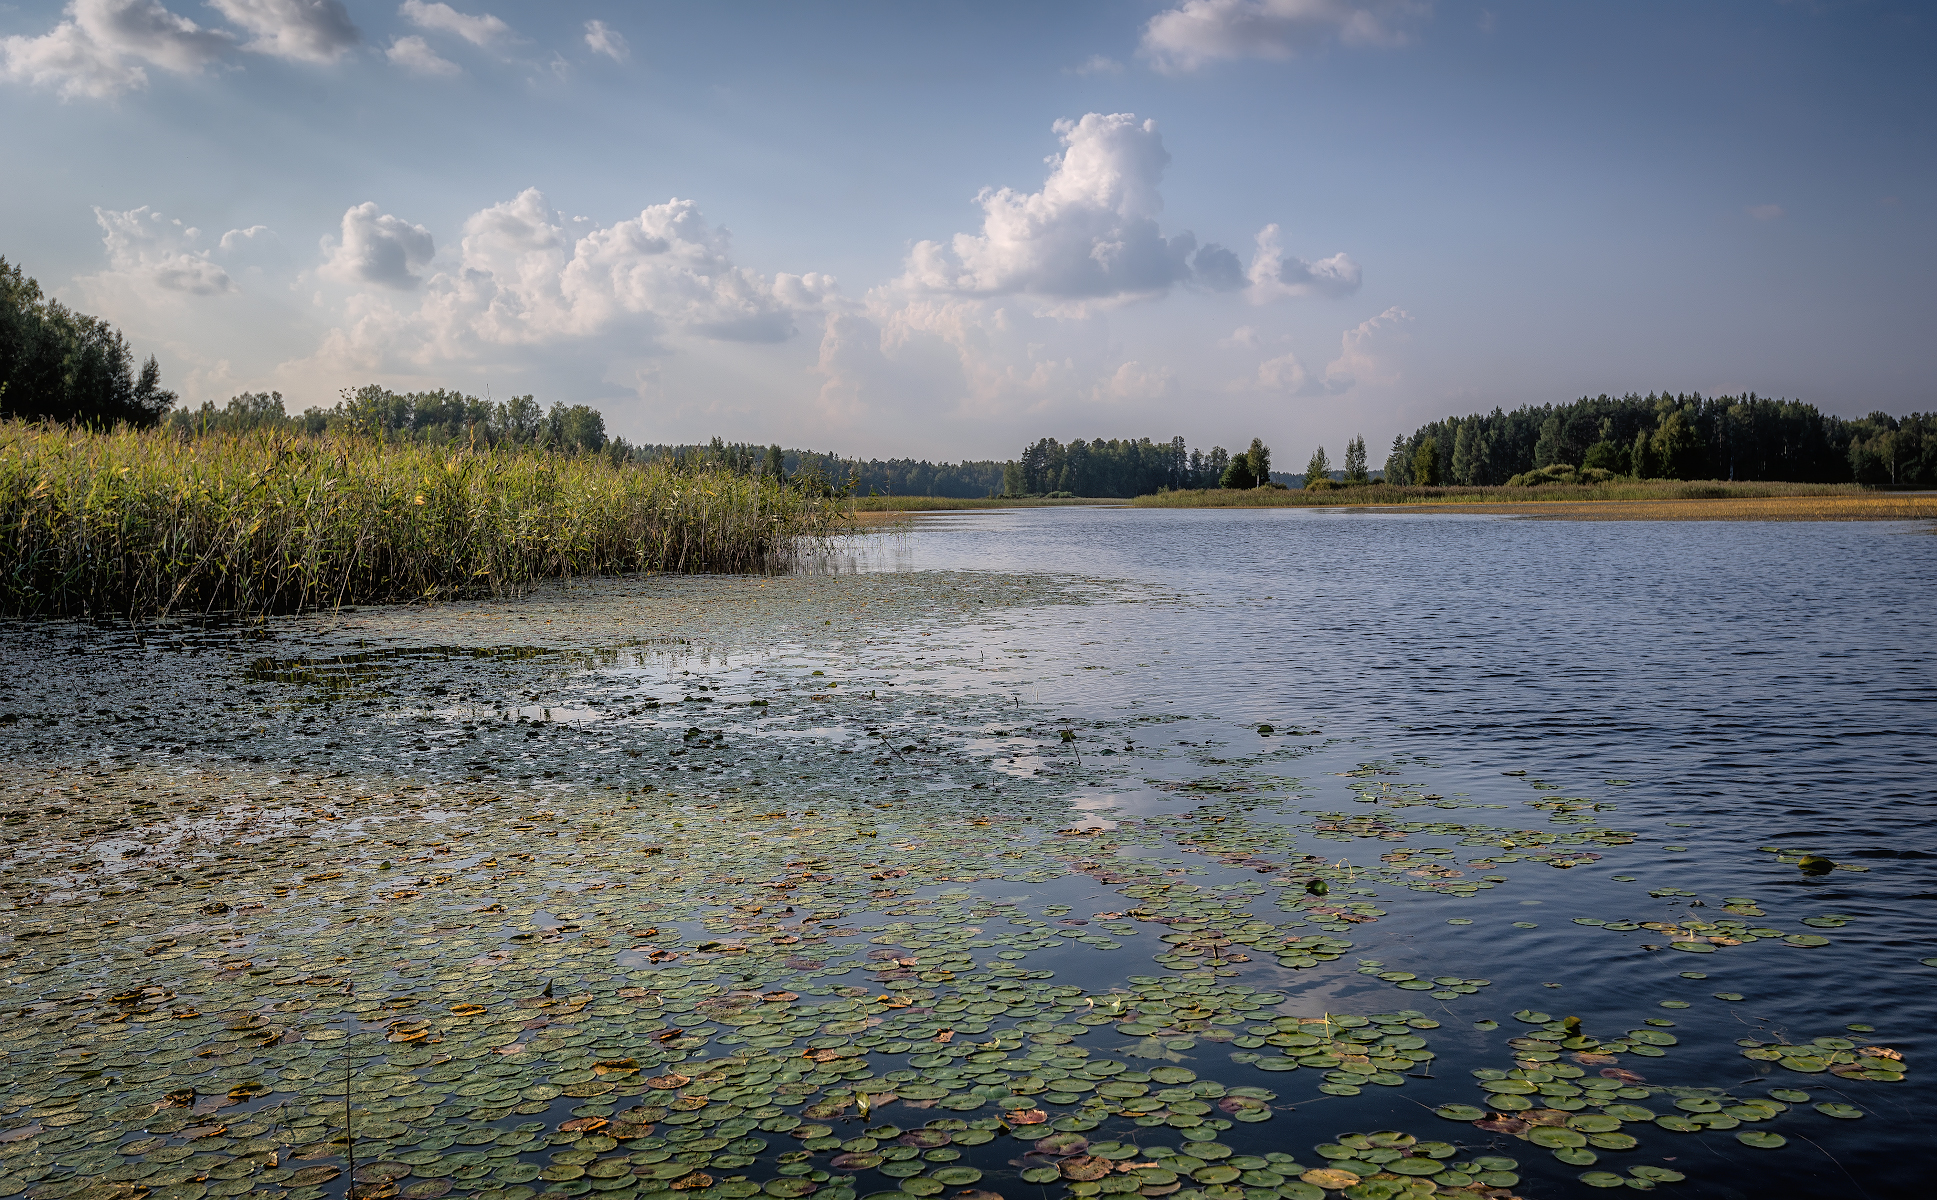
[0,422,846,618]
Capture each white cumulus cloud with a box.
[583,19,628,62]
[92,205,236,294]
[299,189,830,379]
[400,0,510,47]
[1322,305,1413,390]
[320,202,436,289]
[1141,0,1428,73]
[386,34,456,75]
[2,0,231,99]
[208,0,358,63]
[896,112,1244,303]
[1246,223,1361,300]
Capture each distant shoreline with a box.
[848,484,1937,523]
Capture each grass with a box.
[1132,479,1935,521]
[0,421,847,619]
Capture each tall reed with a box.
[0,422,845,618]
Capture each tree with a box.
[1219,455,1257,489]
[765,444,786,480]
[1383,435,1411,485]
[1412,437,1440,486]
[1244,437,1271,484]
[1,256,171,427]
[1649,410,1705,479]
[1303,446,1332,489]
[1583,439,1629,475]
[1343,435,1369,484]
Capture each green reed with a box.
[0,421,846,618]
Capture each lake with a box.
[0,507,1931,1200]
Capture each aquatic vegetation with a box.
[0,423,847,618]
[0,560,1923,1200]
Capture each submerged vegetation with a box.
[0,422,845,619]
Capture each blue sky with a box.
[3,1,1931,461]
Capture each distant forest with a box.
[9,253,1929,494]
[1385,392,1935,488]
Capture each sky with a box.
[3,1,1932,462]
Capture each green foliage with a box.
[1017,435,1228,497]
[1245,437,1271,483]
[1344,435,1370,484]
[1384,435,1412,485]
[1304,445,1332,489]
[1219,455,1258,489]
[1844,411,1937,485]
[0,257,175,427]
[1396,391,1936,485]
[0,422,845,618]
[1582,439,1629,474]
[1412,437,1441,486]
[1504,464,1617,488]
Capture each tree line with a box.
[1382,392,1937,488]
[1,257,177,427]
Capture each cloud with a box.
[400,0,510,47]
[1091,360,1175,402]
[1747,203,1784,221]
[299,189,826,379]
[1067,54,1124,75]
[1,0,232,98]
[386,34,456,75]
[1219,325,1261,348]
[583,19,628,62]
[1321,305,1412,390]
[1246,223,1361,299]
[1254,351,1310,393]
[896,112,1243,303]
[320,202,436,289]
[208,0,358,63]
[92,205,236,294]
[1140,0,1428,73]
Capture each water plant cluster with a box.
[0,425,846,619]
[0,570,1920,1200]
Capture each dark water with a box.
[1,507,1932,1200]
[838,507,1937,1195]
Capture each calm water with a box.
[1,507,1931,1200]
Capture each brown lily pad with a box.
[1060,1156,1113,1182]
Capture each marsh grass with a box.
[0,421,846,618]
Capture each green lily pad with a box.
[929,1167,981,1186]
[1580,1172,1626,1189]
[1770,1090,1811,1103]
[1148,1066,1197,1085]
[1737,1131,1787,1149]
[1814,1103,1863,1119]
[1253,1058,1300,1072]
[1434,1105,1486,1121]
[1668,942,1715,954]
[1528,1127,1586,1149]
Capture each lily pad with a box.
[1435,1105,1487,1121]
[1815,1103,1863,1119]
[1737,1131,1787,1149]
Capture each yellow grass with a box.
[1132,479,1934,522]
[0,421,846,618]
